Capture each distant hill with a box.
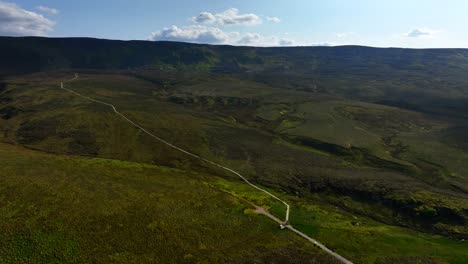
[2,36,468,117]
[2,36,468,76]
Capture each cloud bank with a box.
[149,25,235,44]
[149,25,295,47]
[36,6,59,15]
[151,8,292,46]
[0,1,55,36]
[192,8,262,26]
[237,33,294,46]
[405,28,438,38]
[266,16,281,23]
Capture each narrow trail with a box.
[60,73,353,264]
[253,205,353,264]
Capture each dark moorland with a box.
[0,36,467,263]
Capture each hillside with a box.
[2,36,468,118]
[1,142,467,263]
[0,37,467,263]
[0,142,340,263]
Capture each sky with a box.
[1,0,468,48]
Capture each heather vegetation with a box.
[0,37,467,263]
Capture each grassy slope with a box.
[0,142,340,264]
[215,180,468,264]
[1,72,467,238]
[1,37,468,263]
[1,143,467,264]
[0,71,467,263]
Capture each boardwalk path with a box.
[60,73,353,264]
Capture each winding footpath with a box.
[60,73,353,264]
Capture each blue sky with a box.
[1,0,468,48]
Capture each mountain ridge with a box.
[3,36,468,78]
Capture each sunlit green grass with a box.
[212,177,468,264]
[0,142,335,264]
[1,142,466,263]
[286,198,468,264]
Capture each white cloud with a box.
[266,16,281,23]
[335,32,354,38]
[405,28,439,38]
[150,8,295,46]
[237,33,263,45]
[237,33,295,46]
[36,6,59,15]
[148,25,236,44]
[193,12,215,23]
[312,42,334,46]
[149,26,295,47]
[279,38,294,46]
[192,8,262,26]
[0,1,55,36]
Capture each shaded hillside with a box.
[2,36,468,118]
[2,37,468,75]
